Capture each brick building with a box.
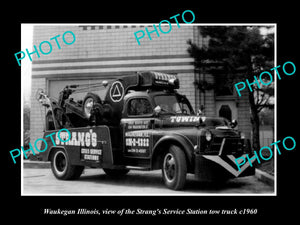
[30,24,251,149]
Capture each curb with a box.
[23,160,50,169]
[255,168,274,186]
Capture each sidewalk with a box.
[23,160,50,168]
[255,168,274,186]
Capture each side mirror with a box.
[230,119,238,128]
[197,105,205,116]
[197,109,202,116]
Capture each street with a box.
[22,168,274,195]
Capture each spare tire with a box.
[82,93,101,119]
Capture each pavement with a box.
[22,160,274,187]
[23,167,274,195]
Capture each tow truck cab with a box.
[39,71,255,190]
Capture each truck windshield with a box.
[201,118,230,127]
[154,95,185,114]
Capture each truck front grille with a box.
[206,137,244,155]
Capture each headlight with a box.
[205,130,212,141]
[84,98,94,118]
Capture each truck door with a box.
[121,97,154,159]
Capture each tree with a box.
[187,26,274,150]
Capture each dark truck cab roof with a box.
[103,71,182,121]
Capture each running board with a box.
[125,166,151,171]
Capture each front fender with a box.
[152,134,195,168]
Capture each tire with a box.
[82,93,101,119]
[50,149,84,180]
[103,168,130,177]
[162,145,187,190]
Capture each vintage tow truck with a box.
[36,71,255,190]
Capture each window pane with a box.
[154,95,182,114]
[128,98,152,116]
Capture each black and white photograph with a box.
[4,4,298,221]
[21,23,276,196]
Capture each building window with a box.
[219,105,232,121]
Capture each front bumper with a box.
[194,154,256,181]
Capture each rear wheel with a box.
[50,149,84,180]
[162,145,187,190]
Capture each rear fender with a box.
[47,146,67,161]
[46,146,86,167]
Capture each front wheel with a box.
[50,149,84,180]
[162,145,187,190]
